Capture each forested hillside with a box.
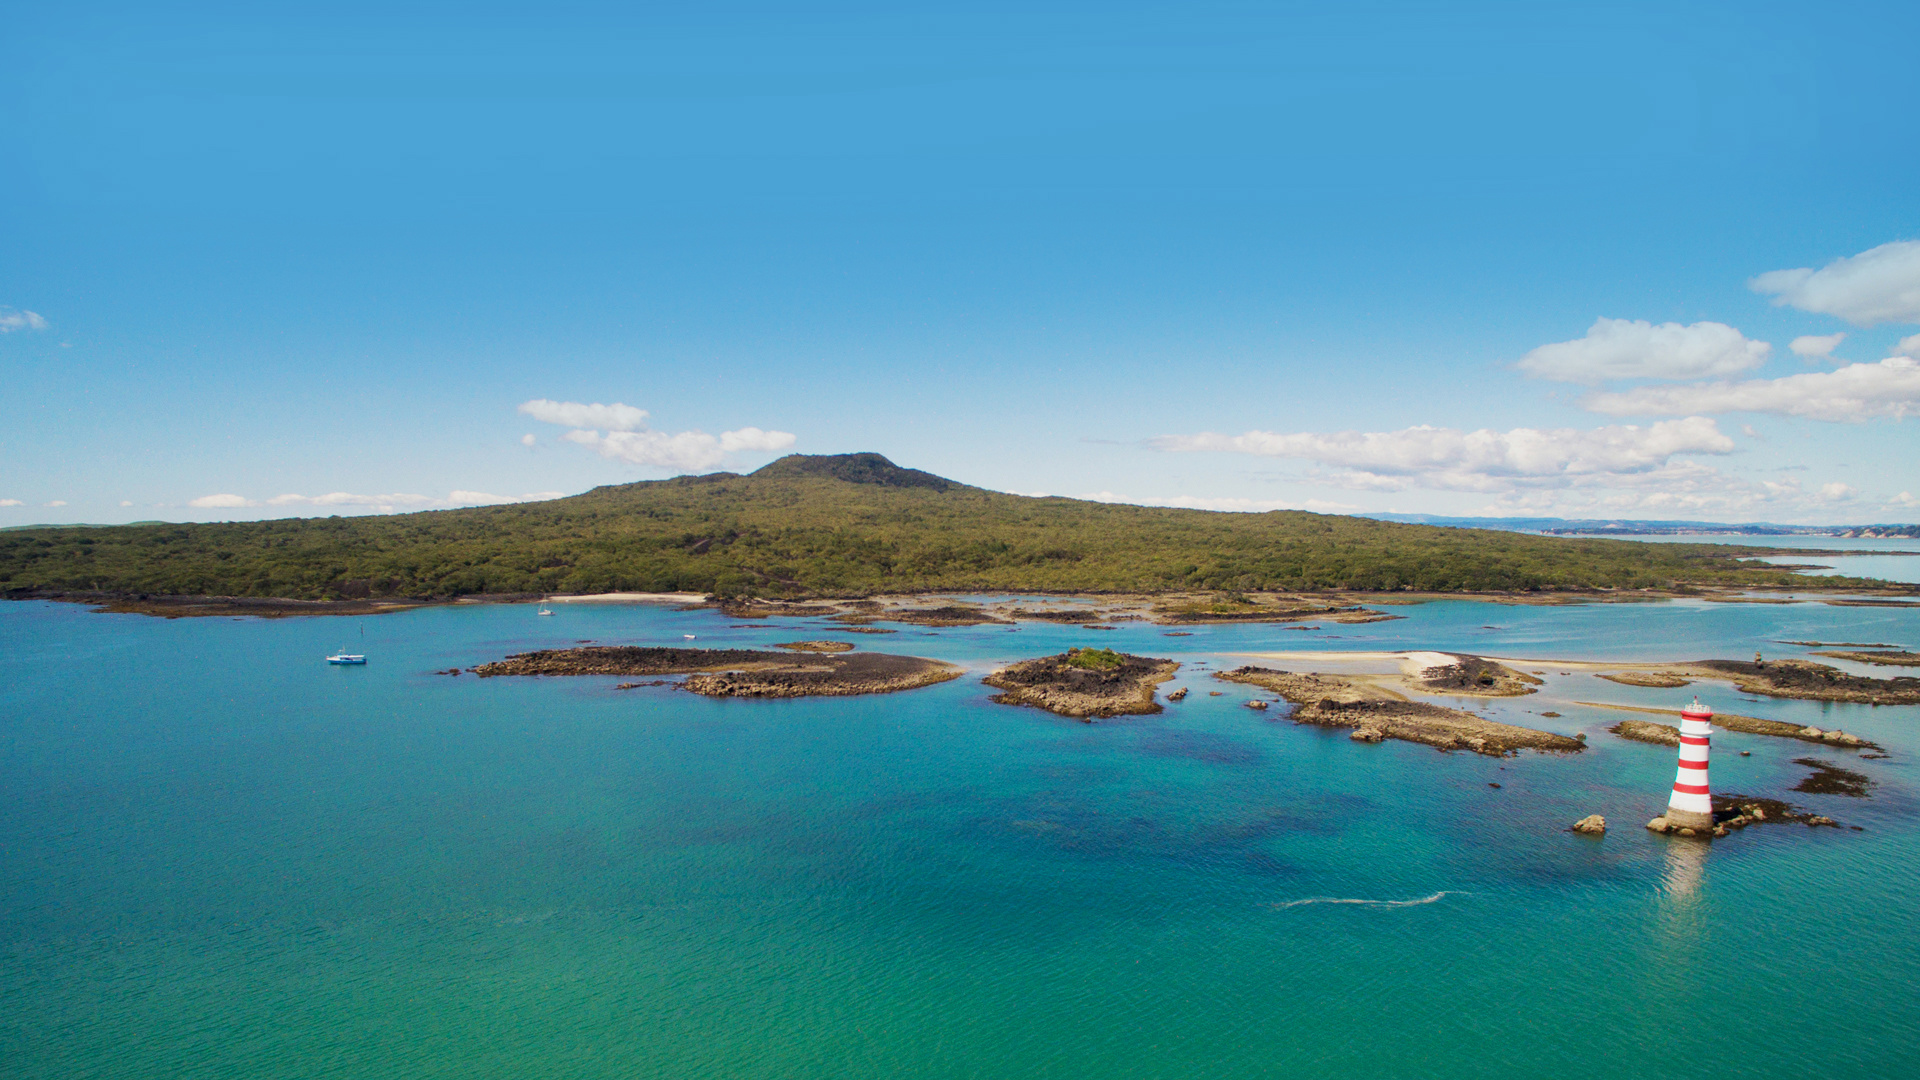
[0,454,1853,601]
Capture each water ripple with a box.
[1268,890,1461,909]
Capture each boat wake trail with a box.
[1268,891,1457,910]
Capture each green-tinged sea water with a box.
[4,596,1918,1078]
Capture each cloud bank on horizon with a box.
[1585,357,1920,422]
[1153,417,1735,488]
[1151,238,1920,517]
[186,490,566,513]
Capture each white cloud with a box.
[446,490,565,506]
[1818,482,1857,502]
[1789,333,1845,361]
[1459,469,1844,518]
[1080,492,1360,513]
[1516,318,1769,383]
[190,490,565,514]
[264,492,440,511]
[563,429,728,470]
[1152,417,1736,490]
[0,308,48,333]
[120,501,133,507]
[523,398,796,470]
[1890,491,1918,509]
[1895,334,1920,359]
[44,501,67,507]
[517,399,649,430]
[520,433,537,447]
[1140,417,1827,515]
[719,427,798,453]
[1585,357,1920,422]
[1750,240,1920,326]
[0,499,24,507]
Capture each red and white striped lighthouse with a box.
[1665,697,1715,832]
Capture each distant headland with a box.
[4,453,1914,616]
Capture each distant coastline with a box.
[1364,513,1920,539]
[12,580,1919,620]
[7,455,1911,609]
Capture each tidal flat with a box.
[3,592,1918,1079]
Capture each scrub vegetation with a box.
[0,453,1884,602]
[1064,647,1126,671]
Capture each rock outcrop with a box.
[473,645,960,698]
[1811,649,1920,667]
[1597,671,1691,688]
[774,640,856,653]
[983,648,1179,720]
[1216,666,1583,757]
[1598,706,1881,751]
[1691,659,1920,705]
[1414,655,1542,697]
[1646,795,1850,835]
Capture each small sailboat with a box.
[328,624,368,664]
[683,634,697,640]
[538,605,554,616]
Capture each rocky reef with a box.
[1792,758,1873,797]
[1008,608,1108,623]
[1150,597,1398,625]
[1648,795,1845,837]
[1598,705,1880,751]
[56,592,438,618]
[983,648,1179,720]
[1414,655,1542,697]
[472,645,960,698]
[836,604,1011,627]
[1689,659,1920,705]
[1572,658,1920,706]
[719,599,844,619]
[1596,671,1692,688]
[1216,667,1583,757]
[1812,649,1920,667]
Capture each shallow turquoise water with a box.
[4,597,1918,1078]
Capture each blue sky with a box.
[4,0,1917,525]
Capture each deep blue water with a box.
[3,596,1917,1078]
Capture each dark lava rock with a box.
[1791,758,1873,798]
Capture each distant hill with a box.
[0,454,1877,601]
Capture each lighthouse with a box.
[1665,697,1715,832]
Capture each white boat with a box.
[327,650,367,665]
[538,606,554,616]
[683,634,697,640]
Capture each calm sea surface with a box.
[4,596,1918,1078]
